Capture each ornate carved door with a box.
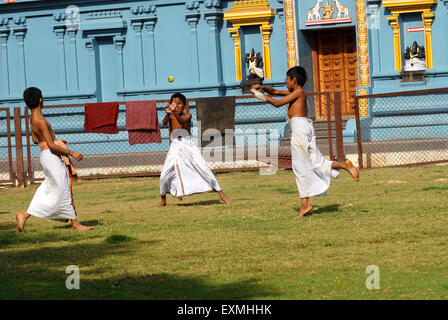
[313,28,358,117]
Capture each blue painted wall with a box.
[297,0,357,31]
[0,0,288,108]
[367,0,448,93]
[0,0,290,162]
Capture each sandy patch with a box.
[384,180,407,184]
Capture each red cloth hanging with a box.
[125,100,162,145]
[84,102,119,134]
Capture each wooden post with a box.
[24,107,33,184]
[13,107,25,187]
[4,109,14,184]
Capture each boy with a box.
[251,66,359,218]
[16,87,93,231]
[158,93,232,206]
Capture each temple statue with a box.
[245,48,264,80]
[240,48,264,93]
[403,41,426,71]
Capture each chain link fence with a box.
[354,88,448,168]
[24,96,292,182]
[0,93,343,186]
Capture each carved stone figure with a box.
[321,0,335,19]
[333,0,350,19]
[307,0,323,21]
[403,41,426,71]
[245,48,264,80]
[404,41,425,62]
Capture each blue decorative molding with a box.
[185,0,201,11]
[276,7,285,25]
[131,5,156,17]
[0,18,10,96]
[443,0,448,10]
[82,9,127,35]
[88,10,122,19]
[66,27,80,92]
[13,16,26,27]
[186,3,201,83]
[12,16,27,93]
[204,0,221,9]
[204,9,224,85]
[113,35,126,92]
[0,17,10,29]
[130,5,159,88]
[52,14,67,93]
[53,12,67,24]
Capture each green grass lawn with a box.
[1,165,448,299]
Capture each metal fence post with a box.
[333,92,345,162]
[13,107,25,187]
[325,93,334,160]
[354,98,364,169]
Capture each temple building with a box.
[0,0,446,150]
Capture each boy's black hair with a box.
[170,92,187,106]
[286,66,307,87]
[23,87,43,109]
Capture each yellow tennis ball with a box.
[168,76,174,83]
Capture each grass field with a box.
[1,165,448,300]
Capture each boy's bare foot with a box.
[71,220,94,230]
[16,212,30,232]
[295,205,312,219]
[222,197,232,205]
[345,160,359,182]
[157,196,167,207]
[218,192,232,205]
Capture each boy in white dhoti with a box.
[251,66,359,218]
[158,93,232,206]
[16,87,93,232]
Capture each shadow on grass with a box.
[0,228,104,247]
[55,220,103,229]
[295,204,341,217]
[422,186,448,191]
[104,234,137,244]
[0,222,16,231]
[177,200,222,207]
[275,188,297,195]
[0,211,9,215]
[0,240,276,299]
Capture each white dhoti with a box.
[160,136,222,197]
[290,117,339,198]
[27,150,76,221]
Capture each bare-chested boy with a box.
[16,87,93,231]
[158,93,232,206]
[251,66,359,218]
